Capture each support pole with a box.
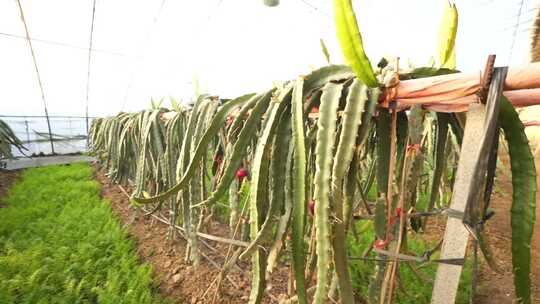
[85,0,97,147]
[15,0,55,154]
[431,67,508,304]
[24,118,30,144]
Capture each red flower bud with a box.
[406,144,421,153]
[374,239,389,249]
[236,168,248,180]
[308,200,315,215]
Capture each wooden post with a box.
[431,67,508,304]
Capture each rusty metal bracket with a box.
[476,54,496,104]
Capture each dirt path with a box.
[475,152,540,303]
[93,168,249,304]
[93,166,289,304]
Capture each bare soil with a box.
[0,169,19,208]
[92,166,290,304]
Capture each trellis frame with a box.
[431,66,508,304]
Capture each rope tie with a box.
[380,71,400,108]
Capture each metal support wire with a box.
[85,0,97,144]
[0,31,123,56]
[509,0,526,61]
[120,0,167,112]
[0,114,98,119]
[15,0,55,154]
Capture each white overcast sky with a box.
[1,0,538,117]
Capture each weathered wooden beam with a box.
[430,67,508,304]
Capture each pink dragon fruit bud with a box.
[236,168,248,180]
[308,200,315,216]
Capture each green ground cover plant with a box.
[0,163,168,304]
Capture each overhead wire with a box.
[119,0,167,112]
[298,0,331,18]
[15,0,55,154]
[0,114,98,119]
[510,5,538,18]
[509,0,527,61]
[500,17,534,32]
[120,0,226,111]
[186,0,225,99]
[0,31,124,56]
